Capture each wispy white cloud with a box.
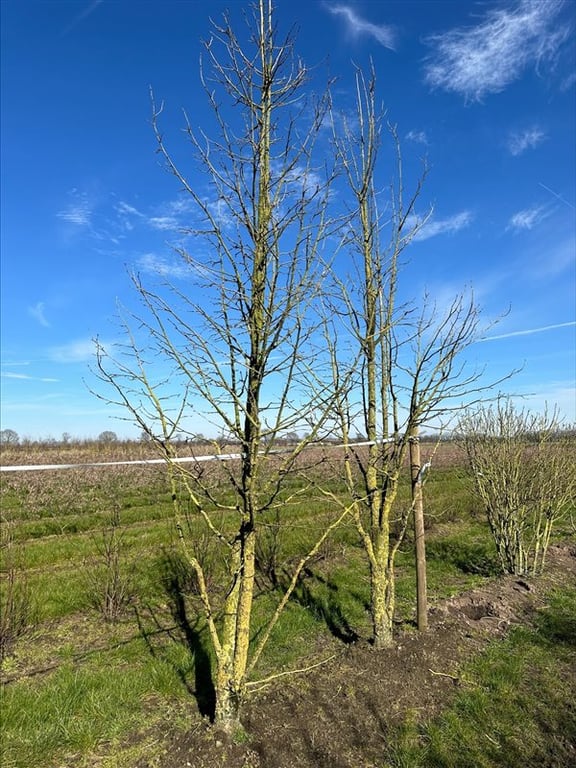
[56,189,93,228]
[496,381,576,423]
[560,71,576,91]
[169,199,194,215]
[507,205,548,231]
[413,211,473,242]
[116,201,144,218]
[2,372,32,380]
[148,216,180,231]
[206,198,235,228]
[147,198,195,231]
[28,301,50,327]
[115,201,145,233]
[507,126,546,156]
[479,321,576,342]
[326,4,396,50]
[424,0,571,101]
[406,130,429,146]
[57,188,129,244]
[1,372,59,383]
[281,164,326,200]
[137,253,190,280]
[58,191,194,240]
[49,339,100,363]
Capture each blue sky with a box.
[1,0,575,440]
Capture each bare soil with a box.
[140,543,576,768]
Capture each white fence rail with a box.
[0,441,380,473]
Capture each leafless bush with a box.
[84,506,133,622]
[0,520,35,661]
[459,399,576,575]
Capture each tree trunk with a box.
[209,523,254,730]
[370,547,394,649]
[214,662,242,731]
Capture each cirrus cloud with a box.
[424,0,571,101]
[137,253,191,279]
[56,189,93,228]
[1,371,59,383]
[406,130,429,146]
[49,339,101,363]
[326,4,396,50]
[507,205,548,231]
[28,301,50,328]
[413,210,473,242]
[507,127,546,156]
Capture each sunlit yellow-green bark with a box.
[333,68,428,648]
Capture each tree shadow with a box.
[135,551,216,721]
[284,567,359,644]
[348,589,371,614]
[533,593,576,647]
[426,539,500,576]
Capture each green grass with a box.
[1,457,574,768]
[384,588,576,768]
[21,517,174,570]
[420,467,476,524]
[8,494,173,542]
[1,648,192,768]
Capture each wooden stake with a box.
[410,428,428,631]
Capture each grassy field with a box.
[1,440,574,767]
[384,586,576,767]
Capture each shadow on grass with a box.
[534,588,576,647]
[135,551,216,721]
[426,538,500,577]
[283,567,359,644]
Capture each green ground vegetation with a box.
[1,443,574,767]
[385,587,576,768]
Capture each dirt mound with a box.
[147,544,576,768]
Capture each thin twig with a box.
[246,654,337,690]
[428,668,459,682]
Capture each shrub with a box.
[459,399,575,575]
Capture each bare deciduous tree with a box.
[328,67,503,648]
[0,430,19,446]
[95,0,348,731]
[98,431,118,444]
[459,398,575,575]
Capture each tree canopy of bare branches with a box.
[95,0,348,731]
[327,66,507,648]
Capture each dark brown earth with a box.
[137,543,576,768]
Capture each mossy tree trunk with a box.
[330,66,495,647]
[95,0,344,731]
